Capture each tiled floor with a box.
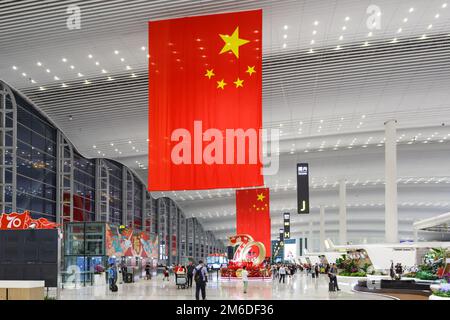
[58,272,392,300]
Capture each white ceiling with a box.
[1,0,450,248]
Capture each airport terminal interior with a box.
[1,0,450,301]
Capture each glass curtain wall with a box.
[12,94,57,220]
[105,160,122,225]
[73,153,95,222]
[0,82,224,269]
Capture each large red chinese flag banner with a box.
[148,10,263,191]
[236,188,271,257]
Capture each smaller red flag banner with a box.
[236,187,271,257]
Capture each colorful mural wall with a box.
[106,224,158,259]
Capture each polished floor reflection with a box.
[58,272,392,300]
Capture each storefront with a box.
[63,222,158,286]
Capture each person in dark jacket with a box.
[193,260,208,300]
[186,261,195,288]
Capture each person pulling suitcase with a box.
[328,263,340,292]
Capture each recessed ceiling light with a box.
[307,48,314,53]
[88,54,93,59]
[335,45,341,50]
[443,3,448,9]
[126,65,131,70]
[114,50,119,55]
[391,38,398,43]
[61,83,67,88]
[420,34,427,39]
[84,80,91,85]
[339,35,343,40]
[283,34,287,39]
[282,43,287,48]
[312,30,317,35]
[12,65,17,70]
[107,76,113,81]
[345,16,350,21]
[39,86,45,91]
[428,24,433,29]
[54,76,59,80]
[147,54,150,58]
[283,25,288,30]
[31,79,36,84]
[95,61,100,66]
[141,46,146,51]
[435,13,440,19]
[21,72,26,77]
[110,143,114,146]
[314,21,319,26]
[36,62,42,66]
[46,69,51,73]
[120,58,125,62]
[102,69,107,73]
[77,73,83,77]
[70,65,75,69]
[362,41,369,46]
[403,18,408,23]
[310,39,315,44]
[342,26,346,31]
[409,7,414,13]
[368,32,373,37]
[397,28,402,33]
[131,73,137,78]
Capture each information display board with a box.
[297,163,310,214]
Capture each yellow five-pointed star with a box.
[257,193,265,202]
[234,78,244,88]
[205,69,215,79]
[246,66,256,76]
[219,27,250,58]
[217,79,227,89]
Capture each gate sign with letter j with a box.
[297,163,310,214]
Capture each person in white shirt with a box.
[279,265,286,283]
[241,266,249,294]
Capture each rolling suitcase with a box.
[329,282,335,292]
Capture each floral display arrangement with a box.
[404,248,449,281]
[220,260,271,278]
[336,253,373,277]
[432,283,450,298]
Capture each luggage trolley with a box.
[175,273,188,289]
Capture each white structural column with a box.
[308,219,313,252]
[319,205,325,252]
[339,179,347,245]
[385,119,398,243]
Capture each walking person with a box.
[108,263,118,292]
[186,261,195,288]
[242,266,249,294]
[145,263,151,280]
[193,260,208,300]
[328,263,340,291]
[314,263,320,279]
[163,266,170,281]
[279,265,286,283]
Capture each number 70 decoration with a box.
[0,211,59,230]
